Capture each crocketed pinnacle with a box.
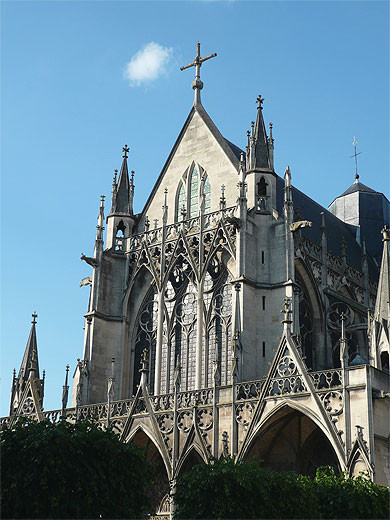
[19,313,40,381]
[111,145,132,215]
[253,95,272,170]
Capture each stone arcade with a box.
[4,44,390,518]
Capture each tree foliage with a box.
[1,418,152,519]
[174,457,390,520]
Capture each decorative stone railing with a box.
[129,206,236,251]
[0,368,344,427]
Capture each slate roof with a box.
[275,175,379,280]
[340,181,378,197]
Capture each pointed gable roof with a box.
[141,102,240,217]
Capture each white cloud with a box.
[124,42,173,86]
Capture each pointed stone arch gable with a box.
[347,427,375,480]
[14,379,43,422]
[127,422,172,479]
[141,105,240,223]
[236,327,346,471]
[122,382,173,479]
[242,401,341,474]
[175,443,207,478]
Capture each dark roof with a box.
[223,138,244,161]
[340,181,378,197]
[275,176,379,280]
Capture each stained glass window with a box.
[133,287,158,393]
[177,183,186,222]
[203,176,211,213]
[207,270,232,387]
[189,166,199,218]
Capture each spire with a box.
[19,312,40,381]
[252,95,272,170]
[10,313,44,415]
[110,145,132,215]
[374,226,390,322]
[180,42,217,107]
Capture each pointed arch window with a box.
[133,286,158,393]
[203,175,211,213]
[175,164,211,222]
[177,182,186,222]
[189,165,199,218]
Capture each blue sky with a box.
[1,1,389,416]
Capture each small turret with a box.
[106,145,136,251]
[10,313,45,415]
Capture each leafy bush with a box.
[1,418,152,519]
[314,466,390,519]
[174,457,390,519]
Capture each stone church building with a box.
[4,44,390,517]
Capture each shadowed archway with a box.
[131,429,169,514]
[245,406,339,476]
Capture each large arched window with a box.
[175,164,211,222]
[133,286,158,393]
[189,165,199,218]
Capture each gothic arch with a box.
[128,426,171,513]
[242,402,341,476]
[123,265,155,397]
[295,259,323,369]
[175,445,206,477]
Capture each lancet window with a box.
[132,255,233,394]
[175,164,211,222]
[298,284,314,369]
[134,286,158,393]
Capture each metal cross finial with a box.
[32,312,38,324]
[350,137,361,180]
[256,94,264,110]
[180,42,217,98]
[382,225,390,242]
[122,144,130,159]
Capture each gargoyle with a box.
[80,276,92,287]
[289,220,312,232]
[225,215,241,229]
[80,253,99,268]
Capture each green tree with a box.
[174,457,390,520]
[1,418,152,519]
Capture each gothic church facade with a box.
[5,45,390,517]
